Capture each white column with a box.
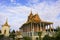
[29,24,30,37]
[43,23,44,31]
[49,25,51,32]
[47,25,48,32]
[31,22,32,35]
[52,24,54,32]
[31,23,34,40]
[37,24,38,32]
[25,25,29,36]
[40,22,42,31]
[32,23,34,36]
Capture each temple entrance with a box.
[4,30,6,34]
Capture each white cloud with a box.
[30,0,60,28]
[29,0,39,3]
[10,0,15,2]
[0,0,60,30]
[0,5,32,30]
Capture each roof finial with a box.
[29,9,33,16]
[5,18,8,24]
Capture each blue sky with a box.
[0,0,60,31]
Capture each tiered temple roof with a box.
[27,11,41,23]
[25,11,53,24]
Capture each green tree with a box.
[56,26,60,32]
[0,30,1,34]
[55,26,60,40]
[0,35,4,39]
[43,35,55,40]
[55,31,60,40]
[9,30,15,40]
[38,32,42,40]
[23,37,31,40]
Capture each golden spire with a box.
[2,18,10,27]
[29,10,33,17]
